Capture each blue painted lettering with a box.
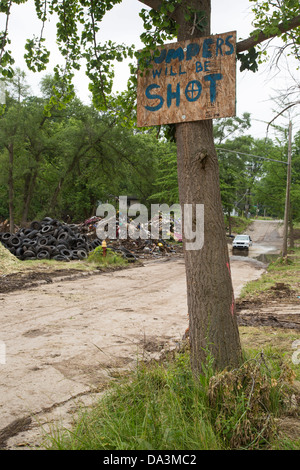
[225,35,234,55]
[151,35,234,65]
[216,37,224,56]
[145,84,164,111]
[153,49,166,64]
[202,38,214,58]
[204,73,223,103]
[166,47,184,63]
[196,61,210,72]
[152,69,162,79]
[167,83,180,108]
[195,61,203,72]
[179,65,186,75]
[186,43,200,61]
[185,80,202,102]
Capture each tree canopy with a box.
[1,1,300,114]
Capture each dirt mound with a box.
[0,244,22,275]
[269,282,296,299]
[236,294,300,330]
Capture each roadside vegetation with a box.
[47,341,299,450]
[87,246,128,267]
[225,215,253,236]
[240,246,300,300]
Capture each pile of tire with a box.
[0,217,102,262]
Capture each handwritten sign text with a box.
[137,31,236,127]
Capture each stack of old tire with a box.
[0,217,102,262]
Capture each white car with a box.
[232,234,252,250]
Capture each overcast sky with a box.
[2,0,300,141]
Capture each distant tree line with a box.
[0,71,299,231]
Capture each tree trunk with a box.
[175,0,242,372]
[227,209,232,236]
[282,121,292,257]
[20,168,38,227]
[289,206,294,249]
[8,143,14,233]
[48,151,81,214]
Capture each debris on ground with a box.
[0,218,95,262]
[0,215,183,263]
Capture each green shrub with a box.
[87,246,128,266]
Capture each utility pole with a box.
[282,121,292,257]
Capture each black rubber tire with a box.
[76,249,88,260]
[23,250,36,259]
[30,221,42,231]
[28,229,39,239]
[9,236,21,247]
[71,250,79,259]
[57,232,70,241]
[37,250,50,260]
[37,237,48,246]
[1,232,11,241]
[59,248,72,259]
[41,225,54,234]
[41,217,54,224]
[15,247,24,258]
[53,254,69,261]
[37,244,51,254]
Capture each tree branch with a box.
[266,100,300,134]
[236,15,300,53]
[138,1,300,54]
[138,0,181,22]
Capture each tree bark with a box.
[289,210,294,249]
[20,168,39,227]
[227,209,232,236]
[8,143,14,233]
[175,0,242,372]
[282,121,292,257]
[176,120,242,372]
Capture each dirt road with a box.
[0,220,281,449]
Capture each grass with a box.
[0,243,129,276]
[46,344,299,451]
[240,247,300,300]
[225,215,253,235]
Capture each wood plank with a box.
[137,31,236,127]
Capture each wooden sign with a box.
[137,31,236,127]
